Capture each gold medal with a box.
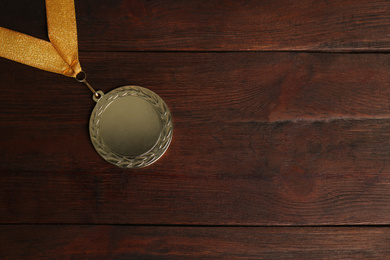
[89,86,173,168]
[0,0,173,168]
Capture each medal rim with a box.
[89,85,173,168]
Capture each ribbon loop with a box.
[0,0,81,77]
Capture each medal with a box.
[0,0,172,168]
[89,86,172,168]
[77,73,173,168]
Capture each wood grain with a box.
[2,1,390,258]
[0,52,389,225]
[2,0,390,258]
[1,118,389,225]
[1,52,389,123]
[1,0,390,51]
[1,225,389,259]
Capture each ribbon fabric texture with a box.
[0,0,82,77]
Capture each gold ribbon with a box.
[0,0,81,77]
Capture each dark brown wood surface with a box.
[1,0,390,258]
[1,52,390,226]
[1,226,389,259]
[2,0,390,51]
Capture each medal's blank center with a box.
[100,96,162,157]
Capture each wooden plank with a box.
[1,52,389,123]
[0,52,390,225]
[1,0,390,51]
[1,225,389,259]
[1,118,389,225]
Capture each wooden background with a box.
[1,0,390,258]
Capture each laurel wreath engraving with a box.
[89,86,173,168]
